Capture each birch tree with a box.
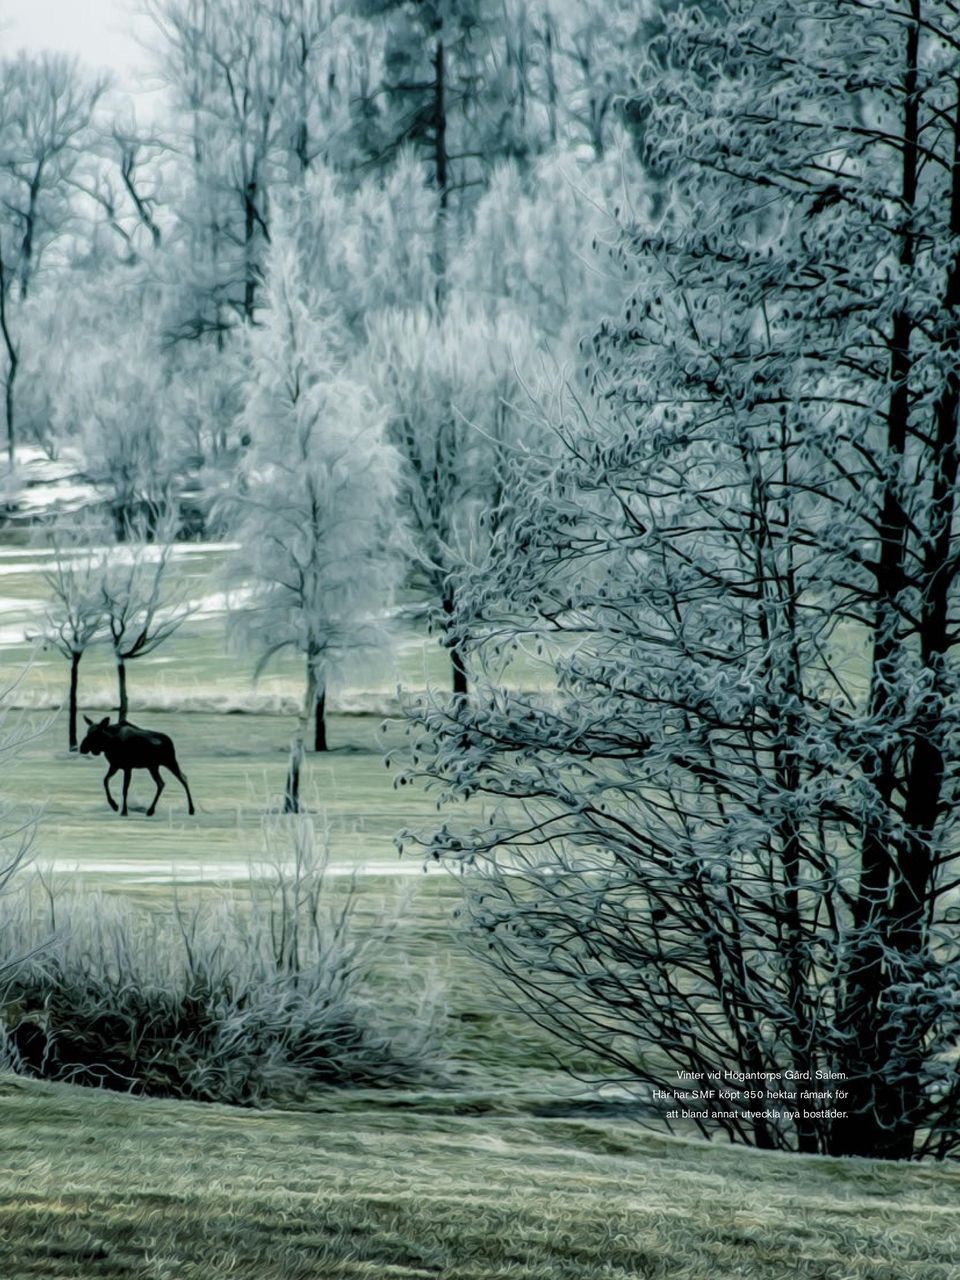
[228,242,401,809]
[402,0,960,1161]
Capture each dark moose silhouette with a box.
[80,716,196,817]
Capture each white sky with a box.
[1,0,148,78]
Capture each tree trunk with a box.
[3,354,15,471]
[313,680,327,752]
[68,651,81,751]
[451,640,467,699]
[0,256,17,471]
[544,21,558,147]
[117,657,128,723]
[432,36,448,307]
[831,4,921,1161]
[112,503,127,543]
[867,70,960,1164]
[285,662,318,813]
[434,38,447,208]
[284,736,303,815]
[442,592,467,700]
[243,180,258,320]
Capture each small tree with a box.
[229,241,401,810]
[98,516,192,721]
[39,528,106,750]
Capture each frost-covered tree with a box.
[355,0,500,209]
[228,241,400,808]
[353,0,634,198]
[51,276,190,538]
[147,0,287,325]
[270,0,376,179]
[403,0,960,1161]
[73,348,184,539]
[453,143,641,345]
[280,155,440,334]
[147,0,378,335]
[166,338,248,527]
[0,54,107,466]
[366,297,540,696]
[531,0,639,159]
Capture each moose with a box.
[80,716,196,817]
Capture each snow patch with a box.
[39,857,441,884]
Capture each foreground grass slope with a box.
[2,1076,959,1280]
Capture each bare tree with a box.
[98,517,193,721]
[68,115,168,262]
[38,527,107,750]
[147,0,289,327]
[52,318,188,540]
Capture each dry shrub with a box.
[0,817,442,1104]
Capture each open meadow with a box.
[2,541,960,1277]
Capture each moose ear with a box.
[99,717,110,728]
[83,715,94,726]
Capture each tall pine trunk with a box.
[3,354,15,472]
[874,72,960,1161]
[431,35,448,307]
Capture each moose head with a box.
[79,715,112,756]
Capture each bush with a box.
[0,818,441,1104]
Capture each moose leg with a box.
[146,765,164,817]
[103,764,119,812]
[121,768,132,817]
[168,758,195,816]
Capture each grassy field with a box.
[9,708,457,874]
[2,539,960,1279]
[2,1074,959,1279]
